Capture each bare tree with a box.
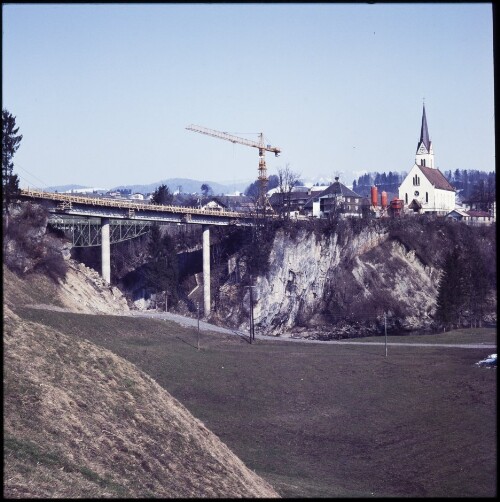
[277,164,301,219]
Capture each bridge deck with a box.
[20,188,271,224]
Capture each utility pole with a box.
[384,312,388,357]
[245,284,256,343]
[250,286,254,342]
[197,302,200,351]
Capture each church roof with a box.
[418,165,455,192]
[419,103,431,152]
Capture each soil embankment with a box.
[3,266,279,498]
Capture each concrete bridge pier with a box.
[202,225,211,316]
[101,218,111,284]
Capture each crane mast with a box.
[186,124,281,210]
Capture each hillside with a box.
[44,178,251,195]
[3,266,279,498]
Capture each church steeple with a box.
[415,102,435,168]
[420,103,431,152]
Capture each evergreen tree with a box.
[435,248,464,328]
[462,242,490,326]
[201,183,213,197]
[144,225,179,306]
[462,169,469,196]
[244,174,279,199]
[151,184,174,205]
[2,109,22,213]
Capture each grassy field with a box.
[17,307,497,498]
[347,328,497,346]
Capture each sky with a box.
[2,3,495,190]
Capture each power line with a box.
[15,162,51,189]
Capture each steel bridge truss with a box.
[48,215,152,247]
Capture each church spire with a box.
[415,102,435,168]
[419,102,431,152]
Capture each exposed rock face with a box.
[55,260,130,315]
[217,226,441,338]
[25,260,131,315]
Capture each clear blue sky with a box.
[2,3,495,190]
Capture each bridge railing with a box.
[20,188,272,220]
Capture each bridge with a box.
[20,188,269,316]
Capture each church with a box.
[398,104,455,215]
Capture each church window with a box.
[426,192,429,203]
[405,193,408,204]
[422,159,426,167]
[413,175,420,186]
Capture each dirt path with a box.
[131,311,497,349]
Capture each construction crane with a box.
[186,124,281,210]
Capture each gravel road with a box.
[130,311,497,349]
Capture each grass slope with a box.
[14,306,497,498]
[3,273,279,498]
[6,266,497,497]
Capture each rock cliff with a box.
[214,224,443,338]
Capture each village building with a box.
[398,104,455,215]
[447,208,495,226]
[303,177,366,218]
[201,195,256,213]
[268,186,325,217]
[130,193,145,201]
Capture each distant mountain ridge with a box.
[44,178,251,195]
[112,178,251,195]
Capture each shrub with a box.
[4,202,68,283]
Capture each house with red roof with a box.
[398,104,456,215]
[446,208,494,226]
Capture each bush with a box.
[4,202,68,283]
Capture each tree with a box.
[462,169,469,197]
[201,183,213,197]
[461,240,490,327]
[435,248,465,329]
[470,180,488,210]
[244,174,279,199]
[2,109,23,214]
[151,184,174,205]
[144,225,179,307]
[277,164,301,219]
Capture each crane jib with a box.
[186,124,280,153]
[186,123,281,211]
